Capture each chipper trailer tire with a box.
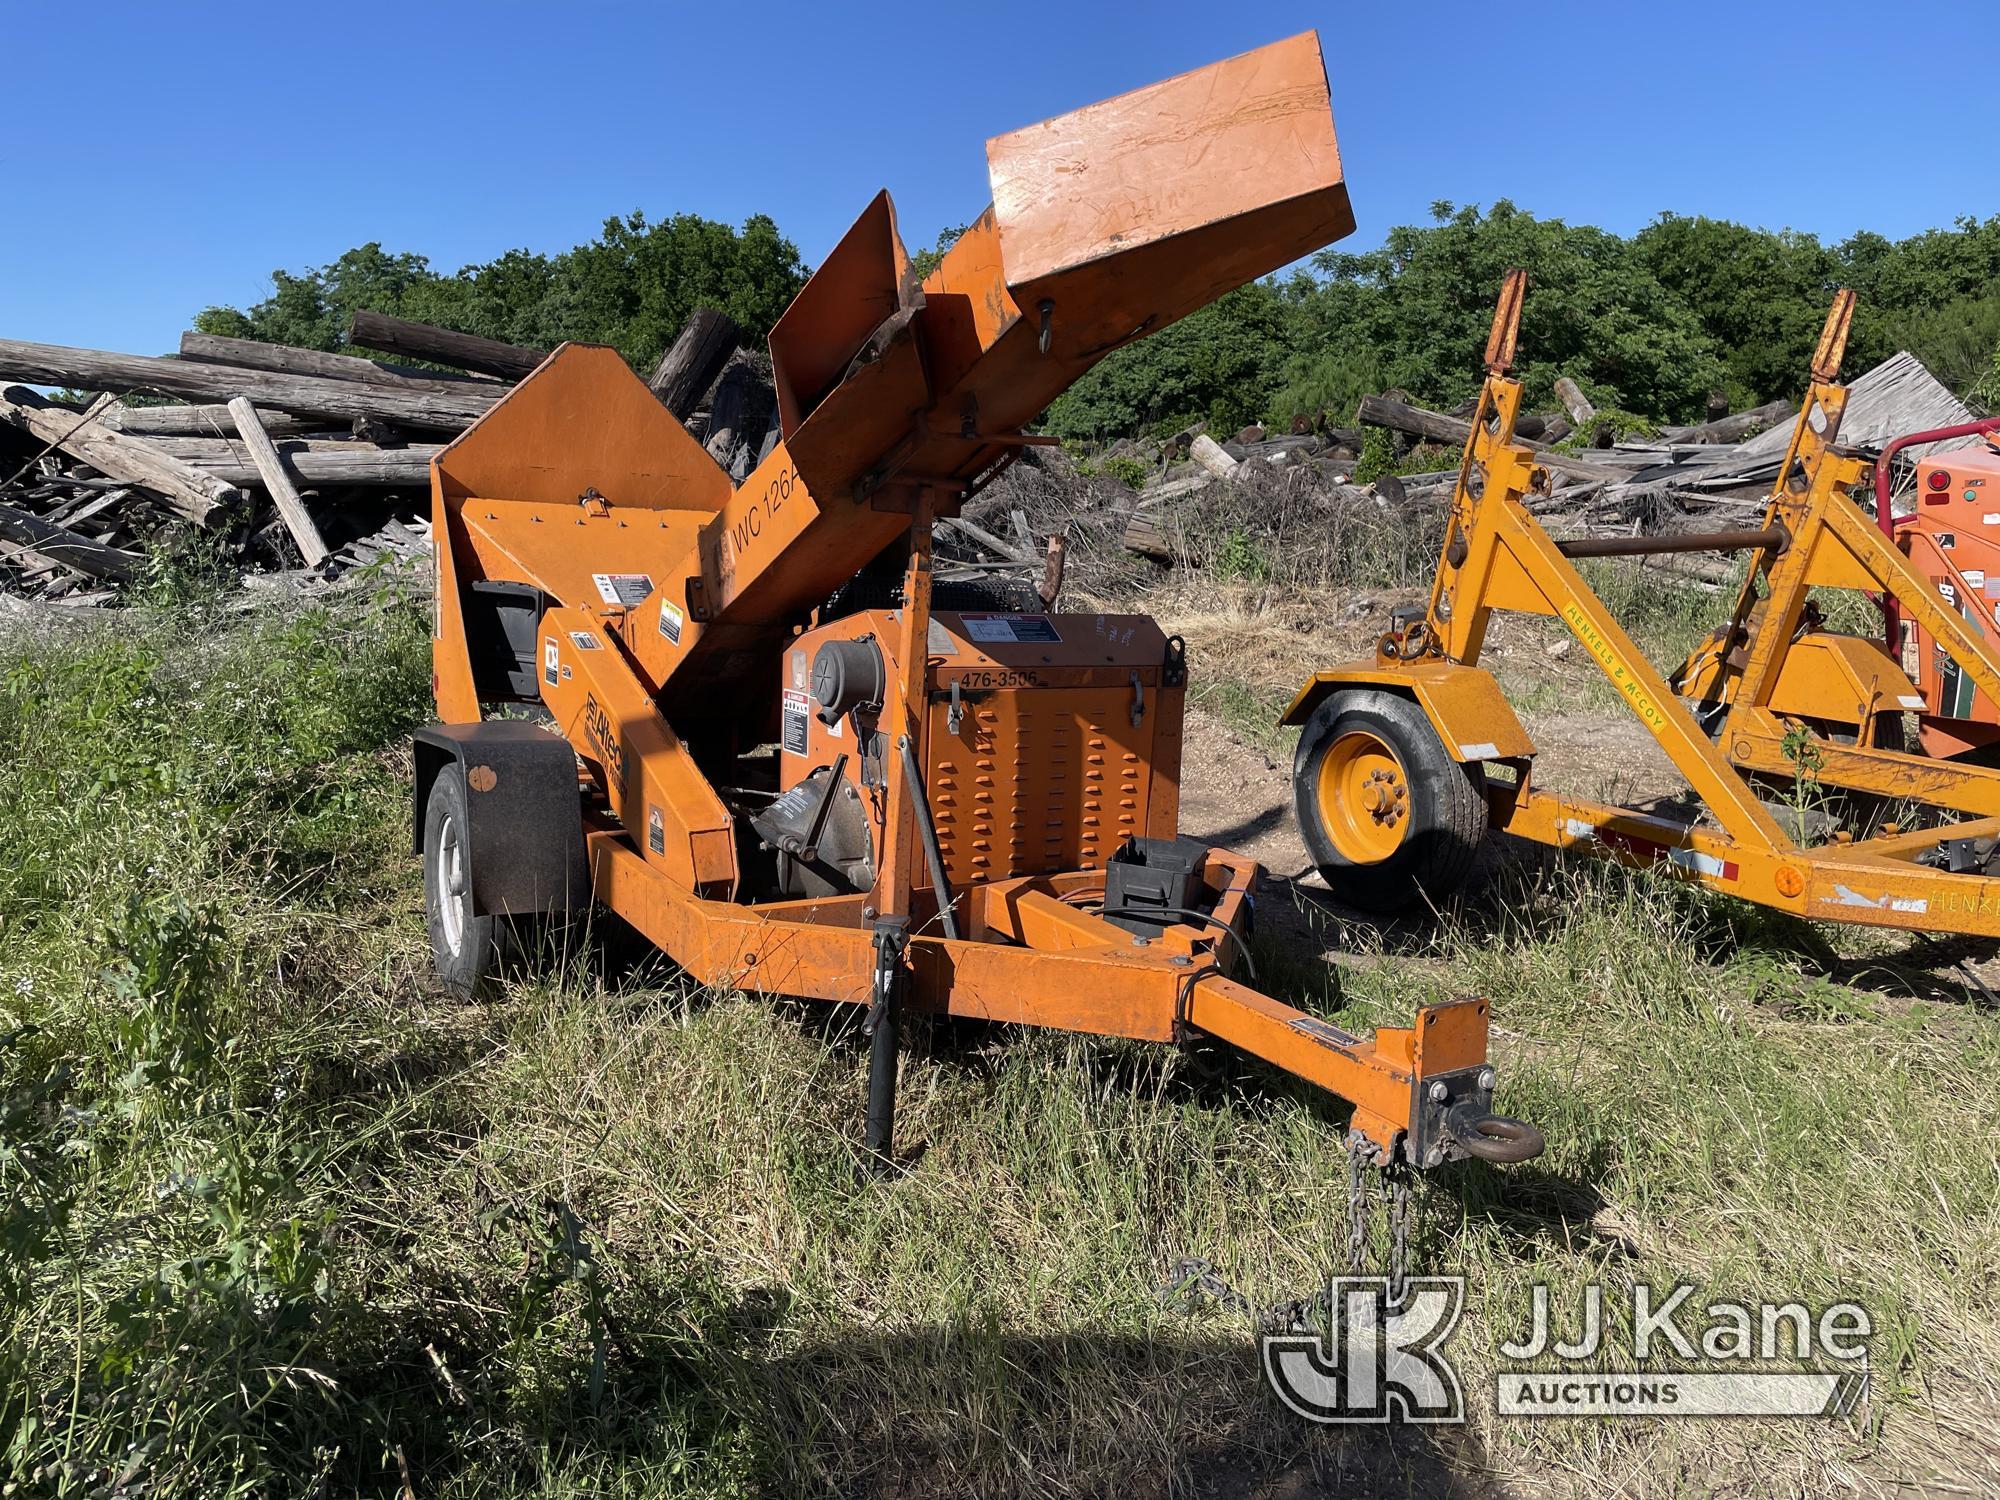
[1287,269,2000,943]
[408,34,1544,1211]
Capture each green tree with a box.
[909,225,968,281]
[1312,201,1727,421]
[195,244,444,352]
[196,214,807,374]
[1633,214,1840,402]
[1042,281,1293,439]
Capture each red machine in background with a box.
[1881,421,2000,757]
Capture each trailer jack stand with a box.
[862,916,909,1175]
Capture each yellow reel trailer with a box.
[1286,271,2000,937]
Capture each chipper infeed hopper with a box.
[412,32,1543,1178]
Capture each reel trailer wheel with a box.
[1292,688,1488,911]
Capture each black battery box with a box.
[1102,835,1213,936]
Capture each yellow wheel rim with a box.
[1315,730,1412,863]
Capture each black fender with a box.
[412,720,591,917]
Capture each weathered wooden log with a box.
[1355,395,1484,449]
[703,353,776,480]
[347,310,545,381]
[1658,398,1794,445]
[1122,504,1174,562]
[0,385,240,524]
[0,339,500,430]
[180,332,503,390]
[1190,434,1240,482]
[1354,394,1628,482]
[1138,473,1214,505]
[649,309,740,418]
[229,398,329,566]
[1554,377,1597,426]
[1038,533,1068,607]
[149,435,409,458]
[162,439,440,487]
[939,514,1039,565]
[96,402,316,437]
[0,502,139,581]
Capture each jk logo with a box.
[1262,1277,1466,1424]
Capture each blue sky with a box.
[2,0,1987,356]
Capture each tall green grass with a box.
[3,595,1998,1495]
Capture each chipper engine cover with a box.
[760,609,1186,900]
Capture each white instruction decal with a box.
[658,600,684,645]
[592,572,654,607]
[781,689,810,755]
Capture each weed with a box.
[1352,426,1396,484]
[1780,719,1829,844]
[1100,455,1150,490]
[1213,527,1270,583]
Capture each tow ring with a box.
[1445,1102,1546,1164]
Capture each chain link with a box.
[1345,1132,1370,1277]
[1387,1165,1412,1305]
[1159,1257,1252,1318]
[1162,1134,1420,1330]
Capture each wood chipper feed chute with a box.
[415,33,1540,1187]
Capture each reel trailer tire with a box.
[1292,688,1488,912]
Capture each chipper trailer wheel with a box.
[1293,689,1487,911]
[422,764,519,1000]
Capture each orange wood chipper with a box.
[1286,271,2000,939]
[410,34,1544,1183]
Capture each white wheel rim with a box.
[437,812,467,957]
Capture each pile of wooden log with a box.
[0,306,774,606]
[1108,356,1972,591]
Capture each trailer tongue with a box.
[413,33,1542,1230]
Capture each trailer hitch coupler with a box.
[1444,1102,1545,1165]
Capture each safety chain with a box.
[1161,1134,1419,1331]
[1386,1161,1412,1305]
[1344,1132,1369,1276]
